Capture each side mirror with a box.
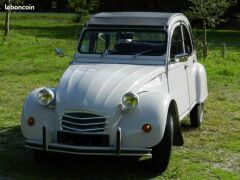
[172,53,188,63]
[55,48,64,57]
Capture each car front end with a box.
[21,62,170,156]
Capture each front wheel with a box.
[152,110,173,173]
[190,103,204,128]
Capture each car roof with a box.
[86,12,183,28]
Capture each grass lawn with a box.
[0,13,239,179]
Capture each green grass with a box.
[0,13,240,179]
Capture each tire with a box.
[190,103,204,128]
[33,150,48,162]
[152,110,173,173]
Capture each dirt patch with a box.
[210,151,240,173]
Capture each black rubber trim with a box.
[86,24,166,29]
[43,126,47,150]
[116,127,121,154]
[121,150,151,154]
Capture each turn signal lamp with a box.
[142,124,151,133]
[27,117,35,126]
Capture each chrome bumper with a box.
[25,126,152,156]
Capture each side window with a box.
[170,26,184,58]
[182,25,193,55]
[80,33,90,53]
[80,32,98,53]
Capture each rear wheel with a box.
[152,110,173,173]
[190,103,204,128]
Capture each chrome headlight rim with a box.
[122,92,139,110]
[37,88,54,106]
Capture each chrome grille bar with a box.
[61,119,108,126]
[59,111,108,133]
[61,125,107,132]
[61,114,107,120]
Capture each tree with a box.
[185,0,235,57]
[0,0,11,35]
[98,0,190,12]
[0,0,24,36]
[68,0,99,22]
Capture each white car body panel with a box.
[21,12,208,156]
[56,63,165,113]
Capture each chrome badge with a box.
[80,98,88,107]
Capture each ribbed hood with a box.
[56,63,165,115]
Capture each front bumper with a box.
[25,126,152,156]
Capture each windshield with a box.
[78,29,167,56]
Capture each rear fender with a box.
[196,63,208,103]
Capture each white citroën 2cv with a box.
[21,12,208,173]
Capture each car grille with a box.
[59,112,108,132]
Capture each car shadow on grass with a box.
[0,125,160,179]
[180,123,197,132]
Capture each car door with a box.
[168,22,190,117]
[182,24,197,107]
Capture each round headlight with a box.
[122,92,138,109]
[37,88,54,105]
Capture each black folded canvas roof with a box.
[86,12,181,28]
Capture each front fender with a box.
[21,88,56,142]
[120,91,172,148]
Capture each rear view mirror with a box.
[55,48,64,57]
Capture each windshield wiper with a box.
[133,49,160,58]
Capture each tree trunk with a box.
[4,11,10,36]
[203,20,208,58]
[4,0,10,36]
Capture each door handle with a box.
[185,65,190,69]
